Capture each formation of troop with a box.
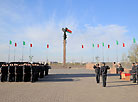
[130,62,138,83]
[93,62,138,87]
[93,62,110,87]
[0,62,51,82]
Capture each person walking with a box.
[100,62,110,87]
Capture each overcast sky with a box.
[0,0,138,62]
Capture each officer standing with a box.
[136,62,138,84]
[93,64,100,83]
[118,63,124,79]
[24,63,31,82]
[1,63,8,82]
[40,64,44,78]
[31,63,37,82]
[16,64,23,82]
[131,63,137,83]
[100,62,110,87]
[9,63,15,82]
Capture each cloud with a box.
[9,19,130,62]
[0,0,131,62]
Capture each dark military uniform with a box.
[132,66,137,83]
[100,65,110,87]
[118,66,124,79]
[93,65,100,83]
[36,65,40,81]
[24,65,31,82]
[9,65,15,82]
[136,65,138,84]
[1,64,8,82]
[16,65,23,82]
[44,64,50,76]
[31,65,37,82]
[40,65,44,78]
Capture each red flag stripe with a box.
[15,43,17,47]
[30,44,32,47]
[97,44,99,48]
[66,29,72,33]
[108,45,110,48]
[82,45,84,48]
[123,43,125,47]
[47,44,49,48]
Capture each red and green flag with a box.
[123,43,125,47]
[102,42,104,47]
[108,44,110,48]
[82,45,84,48]
[66,28,72,33]
[133,38,136,44]
[92,44,94,48]
[15,43,17,47]
[97,44,99,48]
[30,44,32,47]
[9,40,12,45]
[47,44,49,48]
[116,40,119,45]
[23,41,25,45]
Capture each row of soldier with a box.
[93,62,138,87]
[0,62,50,82]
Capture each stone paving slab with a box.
[0,69,138,102]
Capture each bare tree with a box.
[128,44,138,62]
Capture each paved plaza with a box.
[0,69,138,102]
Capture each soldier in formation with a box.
[1,63,8,82]
[131,63,137,83]
[9,63,15,82]
[0,62,50,83]
[136,62,138,84]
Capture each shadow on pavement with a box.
[107,80,130,83]
[107,84,138,87]
[38,73,120,82]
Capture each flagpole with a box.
[116,41,119,63]
[29,46,31,62]
[92,47,95,62]
[92,44,95,63]
[22,43,24,62]
[8,45,10,63]
[102,43,104,62]
[14,46,15,61]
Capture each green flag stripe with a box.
[23,41,25,45]
[92,44,94,47]
[133,38,136,43]
[9,40,12,45]
[102,43,104,47]
[116,40,119,45]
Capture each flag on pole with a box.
[116,40,119,45]
[123,43,125,47]
[133,38,136,44]
[92,44,94,48]
[47,44,49,48]
[66,28,72,33]
[15,43,17,47]
[82,45,84,48]
[108,44,110,48]
[9,40,12,45]
[30,44,32,47]
[97,44,99,48]
[102,42,104,47]
[23,41,25,45]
